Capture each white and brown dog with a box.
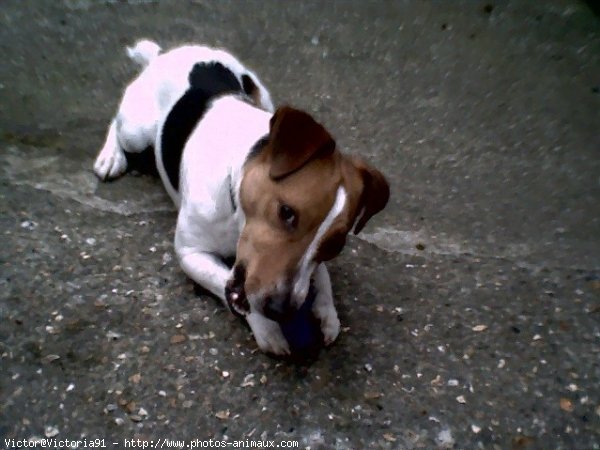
[94,40,389,355]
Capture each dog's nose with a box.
[225,264,249,317]
[263,297,296,323]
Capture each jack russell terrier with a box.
[94,40,389,355]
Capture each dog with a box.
[94,40,390,355]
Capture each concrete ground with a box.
[1,1,599,448]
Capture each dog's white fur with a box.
[94,40,341,354]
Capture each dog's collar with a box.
[228,173,237,212]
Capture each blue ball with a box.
[280,285,323,355]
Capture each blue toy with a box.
[279,284,324,355]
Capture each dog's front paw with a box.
[246,313,290,356]
[255,330,291,356]
[319,310,340,346]
[312,292,340,346]
[93,147,127,180]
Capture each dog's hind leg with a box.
[94,40,162,181]
[93,119,128,180]
[94,81,158,180]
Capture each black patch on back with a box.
[245,135,269,163]
[161,62,243,191]
[188,62,241,92]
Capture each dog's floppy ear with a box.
[268,106,336,180]
[351,157,390,234]
[315,158,389,262]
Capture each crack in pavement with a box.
[359,227,531,260]
[2,145,174,216]
[3,145,597,272]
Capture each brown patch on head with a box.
[235,106,389,312]
[237,107,340,306]
[268,106,336,180]
[348,157,391,234]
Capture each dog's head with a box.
[225,106,389,321]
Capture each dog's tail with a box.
[126,39,161,68]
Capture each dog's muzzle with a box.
[225,264,250,317]
[263,296,296,323]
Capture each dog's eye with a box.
[278,204,298,229]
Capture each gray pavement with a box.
[1,1,599,448]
